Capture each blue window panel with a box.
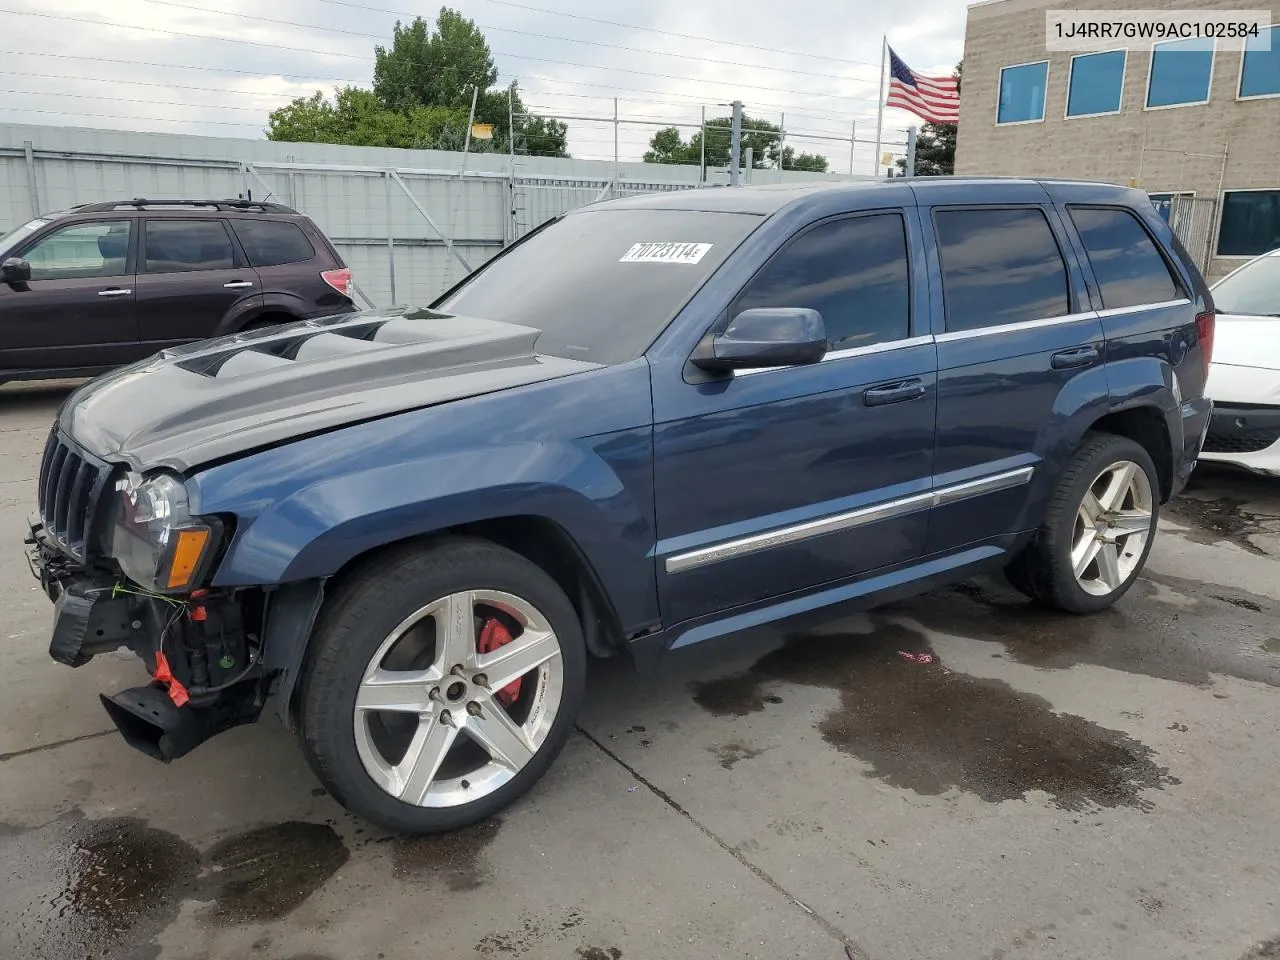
[1146,39,1213,107]
[1067,50,1126,116]
[998,62,1048,123]
[1240,25,1280,97]
[1218,191,1280,257]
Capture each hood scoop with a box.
[60,307,601,472]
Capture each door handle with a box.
[223,281,255,289]
[1051,346,1099,370]
[97,288,132,297]
[863,379,926,407]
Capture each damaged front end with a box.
[28,427,295,762]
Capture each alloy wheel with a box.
[1070,460,1154,597]
[352,590,564,808]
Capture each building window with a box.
[1146,38,1214,108]
[997,61,1049,123]
[1066,50,1126,117]
[1239,25,1280,98]
[1217,191,1280,257]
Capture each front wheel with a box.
[1006,433,1160,613]
[298,538,586,834]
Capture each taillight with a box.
[1195,311,1215,377]
[321,267,352,299]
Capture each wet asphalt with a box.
[1,379,1278,960]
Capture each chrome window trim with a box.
[1095,298,1190,318]
[934,310,1096,343]
[664,465,1035,574]
[734,334,934,378]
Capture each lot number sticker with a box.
[619,242,713,264]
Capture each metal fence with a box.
[1165,196,1218,274]
[0,123,871,309]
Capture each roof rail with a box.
[71,198,299,214]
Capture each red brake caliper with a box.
[477,618,523,705]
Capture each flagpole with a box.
[874,36,886,177]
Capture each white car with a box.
[1200,248,1280,476]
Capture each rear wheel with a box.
[298,538,586,834]
[1006,433,1159,613]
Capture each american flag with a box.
[885,46,960,125]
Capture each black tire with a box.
[1005,432,1160,614]
[298,537,587,834]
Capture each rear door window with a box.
[231,219,316,267]
[733,213,912,351]
[935,208,1070,332]
[1068,206,1180,309]
[144,220,236,274]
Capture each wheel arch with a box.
[237,310,300,332]
[263,516,630,730]
[1086,403,1174,502]
[329,517,630,661]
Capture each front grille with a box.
[1202,428,1280,455]
[37,429,114,559]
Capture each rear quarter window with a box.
[231,219,316,267]
[1067,206,1180,309]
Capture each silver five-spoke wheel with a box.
[1005,432,1160,613]
[353,590,564,807]
[1071,459,1154,596]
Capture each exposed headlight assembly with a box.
[111,472,221,593]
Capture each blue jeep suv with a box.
[29,178,1214,833]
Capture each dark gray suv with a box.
[0,198,356,383]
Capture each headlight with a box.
[111,472,220,593]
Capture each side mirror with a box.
[692,307,828,372]
[1,257,32,285]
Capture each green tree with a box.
[643,114,827,173]
[267,7,569,157]
[896,60,962,177]
[373,10,498,113]
[266,87,465,149]
[781,147,830,172]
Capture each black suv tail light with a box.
[321,267,352,299]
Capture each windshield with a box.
[1212,252,1280,316]
[0,218,50,257]
[434,208,762,364]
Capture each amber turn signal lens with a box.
[166,527,211,590]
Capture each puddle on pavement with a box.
[390,817,500,890]
[710,741,766,769]
[49,817,201,960]
[577,948,623,960]
[1242,938,1280,959]
[475,910,589,957]
[693,674,771,717]
[884,575,1280,688]
[692,621,1173,811]
[201,821,349,925]
[0,816,350,959]
[1164,494,1274,555]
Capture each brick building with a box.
[954,0,1280,280]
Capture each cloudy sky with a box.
[0,0,966,170]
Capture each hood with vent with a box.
[59,307,602,472]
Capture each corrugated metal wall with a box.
[0,123,866,308]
